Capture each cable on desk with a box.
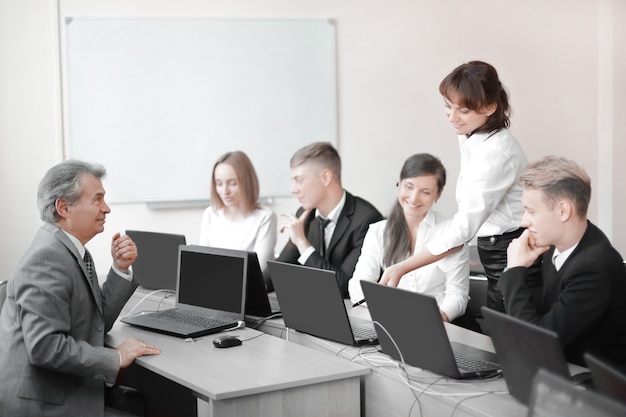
[240,332,269,342]
[156,291,175,312]
[449,390,505,417]
[122,289,176,318]
[370,320,509,417]
[246,313,282,330]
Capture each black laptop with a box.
[361,280,499,380]
[482,306,591,404]
[267,260,377,345]
[244,251,280,318]
[121,245,247,338]
[528,369,626,417]
[585,353,626,405]
[125,230,186,291]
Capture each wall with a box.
[1,0,623,280]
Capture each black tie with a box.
[84,249,96,286]
[317,216,331,259]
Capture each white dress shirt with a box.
[298,191,346,264]
[199,205,277,272]
[62,230,132,282]
[552,244,578,271]
[427,128,528,255]
[348,211,470,321]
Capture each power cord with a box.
[122,289,176,318]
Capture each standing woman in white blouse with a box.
[200,151,277,276]
[348,154,470,322]
[381,61,541,314]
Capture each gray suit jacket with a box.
[0,223,138,417]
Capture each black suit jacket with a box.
[271,191,383,298]
[498,221,626,370]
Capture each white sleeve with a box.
[427,148,517,255]
[348,222,385,304]
[436,243,470,321]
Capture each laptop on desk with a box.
[125,230,186,291]
[360,280,500,380]
[267,260,377,346]
[121,245,247,338]
[482,306,592,405]
[244,251,281,318]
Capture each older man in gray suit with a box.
[0,160,160,417]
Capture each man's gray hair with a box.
[37,160,106,223]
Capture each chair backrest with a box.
[0,280,7,314]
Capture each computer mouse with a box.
[212,335,242,348]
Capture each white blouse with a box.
[348,210,470,321]
[427,128,528,256]
[199,205,277,273]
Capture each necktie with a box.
[317,216,331,259]
[84,249,96,286]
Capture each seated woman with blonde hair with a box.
[200,151,277,275]
[348,153,469,322]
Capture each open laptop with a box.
[482,306,591,404]
[125,230,186,291]
[528,369,626,417]
[585,353,626,405]
[121,245,247,338]
[267,260,377,345]
[244,251,281,318]
[361,280,500,380]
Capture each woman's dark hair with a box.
[439,61,511,134]
[383,153,446,267]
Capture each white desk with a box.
[253,302,529,417]
[111,290,369,417]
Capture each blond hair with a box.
[290,142,342,184]
[519,156,591,216]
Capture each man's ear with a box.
[320,168,333,187]
[55,198,70,219]
[558,199,574,222]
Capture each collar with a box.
[552,244,578,270]
[316,191,346,224]
[60,229,87,258]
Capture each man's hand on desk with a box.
[117,338,161,369]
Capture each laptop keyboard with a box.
[150,309,230,328]
[352,325,377,340]
[454,353,498,372]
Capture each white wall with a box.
[1,0,623,280]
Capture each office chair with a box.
[451,274,487,333]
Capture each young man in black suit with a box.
[270,142,383,298]
[499,155,626,371]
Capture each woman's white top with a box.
[199,205,277,273]
[427,129,527,256]
[348,210,470,321]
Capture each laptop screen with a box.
[126,230,186,290]
[176,245,247,317]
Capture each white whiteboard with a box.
[64,18,337,204]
